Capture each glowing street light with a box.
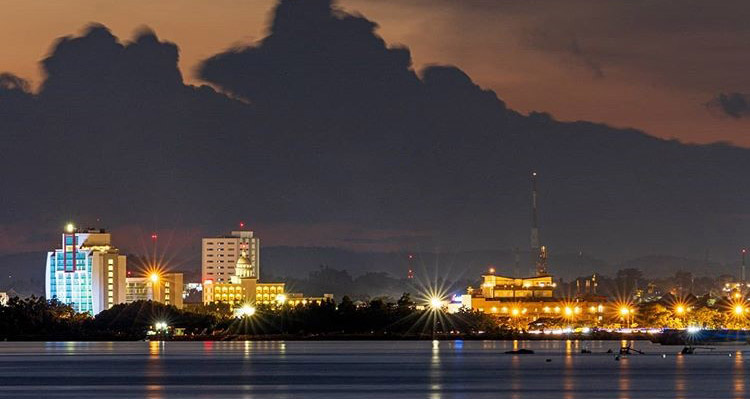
[734,304,745,316]
[675,305,686,315]
[65,223,75,233]
[235,304,256,318]
[619,307,631,316]
[429,297,444,310]
[154,321,169,331]
[275,294,287,305]
[149,272,160,283]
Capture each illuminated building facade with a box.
[45,226,127,314]
[201,229,259,283]
[204,279,286,306]
[202,228,327,307]
[0,292,7,306]
[286,293,334,306]
[126,272,184,309]
[462,269,605,325]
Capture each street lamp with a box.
[429,297,444,310]
[619,306,633,327]
[150,272,160,283]
[154,321,169,331]
[734,304,745,316]
[235,304,256,318]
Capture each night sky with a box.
[1,0,749,274]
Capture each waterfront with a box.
[0,340,746,398]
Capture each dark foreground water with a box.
[0,340,747,398]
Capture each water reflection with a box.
[430,340,442,399]
[675,353,686,399]
[2,340,748,399]
[563,340,575,399]
[146,341,165,399]
[733,351,744,398]
[618,353,630,399]
[510,348,522,399]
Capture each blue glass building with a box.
[45,227,127,314]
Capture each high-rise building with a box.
[201,228,329,307]
[202,229,259,283]
[126,272,184,309]
[45,225,127,314]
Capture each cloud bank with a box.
[0,0,749,268]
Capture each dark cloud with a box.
[525,28,604,78]
[1,0,750,277]
[0,73,30,93]
[708,92,750,118]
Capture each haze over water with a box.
[0,340,746,399]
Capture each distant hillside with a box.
[261,246,610,281]
[618,255,729,278]
[0,247,738,299]
[0,252,46,296]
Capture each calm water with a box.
[0,340,747,398]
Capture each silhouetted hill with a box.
[0,252,46,296]
[618,255,729,278]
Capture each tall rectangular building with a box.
[45,226,127,314]
[126,272,184,309]
[201,229,259,283]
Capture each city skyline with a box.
[4,2,750,398]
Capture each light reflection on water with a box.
[733,351,745,399]
[0,340,747,399]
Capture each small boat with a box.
[619,346,645,355]
[505,348,535,354]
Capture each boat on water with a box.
[652,329,750,345]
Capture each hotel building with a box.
[45,226,127,314]
[202,229,259,283]
[202,228,329,307]
[202,248,286,306]
[126,272,184,309]
[461,269,605,325]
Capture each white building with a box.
[0,292,8,306]
[45,225,127,314]
[202,229,259,283]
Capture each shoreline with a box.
[3,331,660,342]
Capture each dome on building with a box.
[235,250,253,279]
